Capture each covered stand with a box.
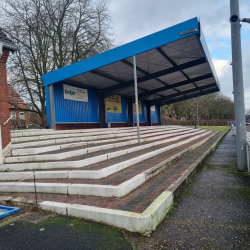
[42,17,220,133]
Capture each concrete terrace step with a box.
[11,127,190,154]
[11,126,188,146]
[8,128,195,161]
[11,125,178,139]
[0,131,213,182]
[2,130,209,169]
[0,132,217,198]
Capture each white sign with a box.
[151,105,155,111]
[63,84,88,102]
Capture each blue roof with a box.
[42,17,220,106]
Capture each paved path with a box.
[128,129,250,249]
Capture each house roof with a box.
[8,85,29,110]
[0,28,17,52]
[42,17,220,106]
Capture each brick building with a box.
[8,85,29,128]
[0,28,17,161]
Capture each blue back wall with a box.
[151,105,159,123]
[53,83,99,123]
[134,101,147,123]
[106,96,128,123]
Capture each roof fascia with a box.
[197,22,220,90]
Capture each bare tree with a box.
[163,93,234,121]
[0,0,114,124]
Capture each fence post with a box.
[33,171,38,207]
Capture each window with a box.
[19,112,25,120]
[10,111,16,120]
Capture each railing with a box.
[246,139,250,173]
[0,116,13,164]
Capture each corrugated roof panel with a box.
[118,86,145,96]
[158,71,187,84]
[157,89,178,96]
[80,72,118,88]
[138,79,165,90]
[145,94,162,101]
[202,86,218,93]
[126,49,172,74]
[98,61,144,81]
[175,83,196,91]
[186,90,202,96]
[195,77,215,87]
[183,63,211,78]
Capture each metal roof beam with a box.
[137,73,213,101]
[104,57,207,98]
[158,88,220,106]
[150,83,217,106]
[157,47,201,91]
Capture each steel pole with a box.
[196,97,199,128]
[133,55,140,144]
[230,0,247,171]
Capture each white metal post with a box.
[196,97,199,128]
[133,55,140,144]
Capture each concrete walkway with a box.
[128,129,250,249]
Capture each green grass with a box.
[199,126,230,133]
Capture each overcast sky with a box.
[106,0,250,108]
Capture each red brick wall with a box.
[110,123,128,128]
[0,49,11,149]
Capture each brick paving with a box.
[20,134,210,185]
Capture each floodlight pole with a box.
[133,55,140,144]
[196,97,199,128]
[230,0,247,171]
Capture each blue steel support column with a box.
[48,84,55,130]
[230,0,247,171]
[146,102,151,126]
[127,97,134,127]
[98,90,107,128]
[157,105,162,125]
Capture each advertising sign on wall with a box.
[133,101,142,114]
[150,105,155,111]
[63,84,88,102]
[106,95,122,113]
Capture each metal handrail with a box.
[3,116,13,126]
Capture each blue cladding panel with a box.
[106,96,128,123]
[45,85,50,127]
[151,105,159,123]
[134,101,147,123]
[42,18,199,86]
[53,83,99,123]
